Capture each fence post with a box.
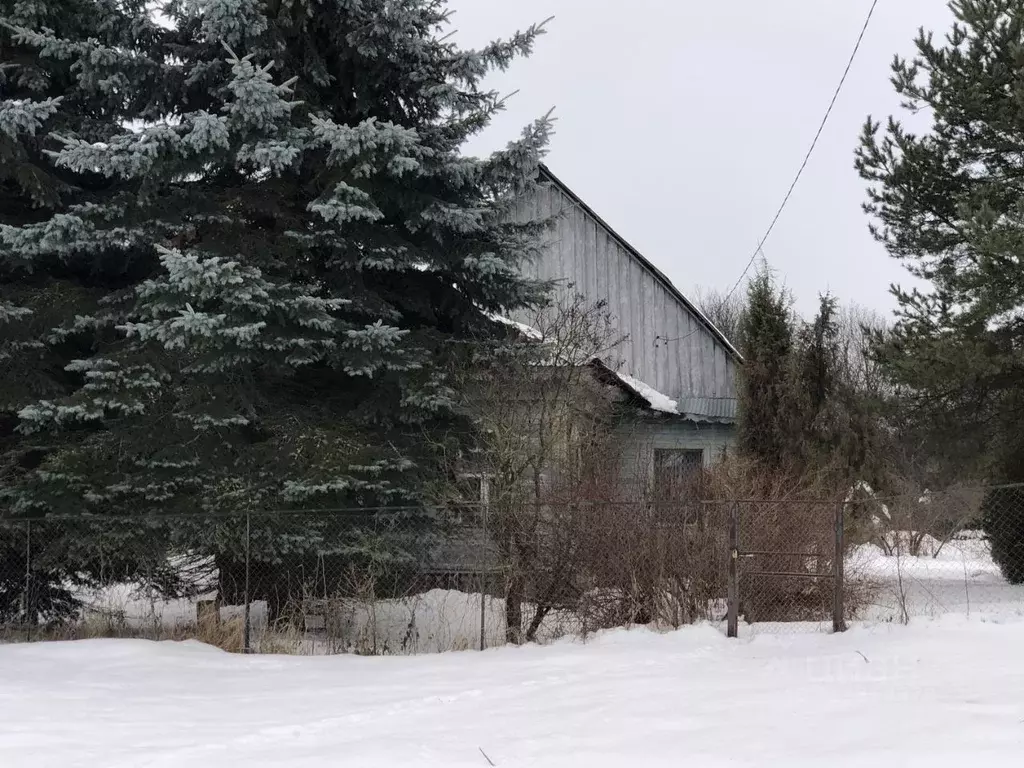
[727,503,739,639]
[833,502,846,633]
[24,520,32,642]
[479,583,486,652]
[243,512,252,653]
[479,509,487,652]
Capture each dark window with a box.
[654,449,704,523]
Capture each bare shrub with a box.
[437,292,631,644]
[3,604,252,652]
[841,485,986,626]
[875,484,984,558]
[433,289,742,640]
[570,500,729,633]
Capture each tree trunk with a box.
[505,574,524,644]
[524,603,550,643]
[499,508,526,645]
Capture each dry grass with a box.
[0,613,248,651]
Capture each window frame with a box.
[652,447,706,526]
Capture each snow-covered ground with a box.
[71,583,578,654]
[1,615,1023,767]
[3,529,1024,764]
[849,531,1024,624]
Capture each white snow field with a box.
[2,615,1024,767]
[851,531,1024,624]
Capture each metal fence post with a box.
[479,508,487,652]
[24,520,32,642]
[243,512,252,653]
[727,503,739,638]
[479,583,486,652]
[833,502,846,633]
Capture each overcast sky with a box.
[450,0,954,318]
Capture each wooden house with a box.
[511,166,742,491]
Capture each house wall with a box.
[430,414,733,578]
[615,418,734,492]
[512,177,739,403]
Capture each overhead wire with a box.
[656,0,881,349]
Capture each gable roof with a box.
[538,164,743,363]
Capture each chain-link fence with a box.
[1,487,1022,652]
[842,485,1024,626]
[728,487,1024,635]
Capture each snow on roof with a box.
[487,313,544,341]
[589,361,736,422]
[613,371,680,415]
[474,328,724,421]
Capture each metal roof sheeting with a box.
[676,397,738,423]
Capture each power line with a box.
[657,0,880,349]
[724,0,880,302]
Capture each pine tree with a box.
[980,483,1024,583]
[2,0,554,609]
[737,269,797,472]
[856,0,1024,581]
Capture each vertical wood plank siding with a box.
[615,420,735,489]
[516,179,739,402]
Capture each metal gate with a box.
[725,501,845,636]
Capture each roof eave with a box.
[588,359,735,423]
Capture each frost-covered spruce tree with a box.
[3,0,552,605]
[1,0,169,476]
[1,1,180,618]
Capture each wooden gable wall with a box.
[513,169,740,402]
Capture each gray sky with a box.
[451,0,954,318]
